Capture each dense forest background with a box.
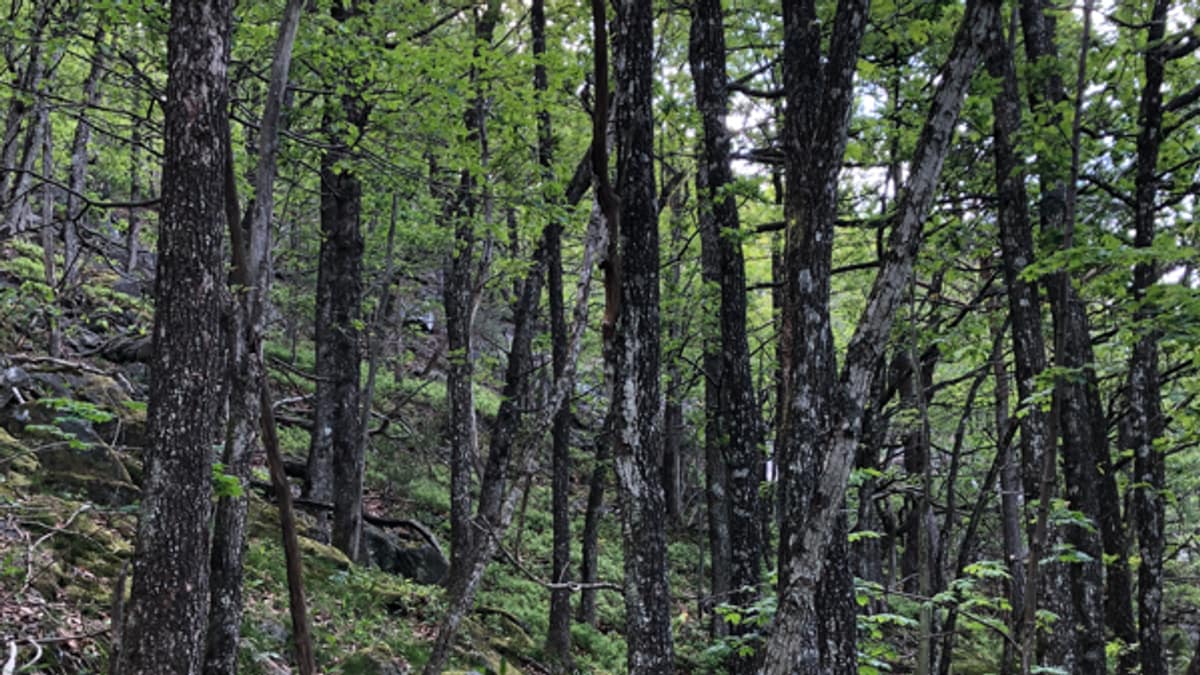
[1,0,1199,673]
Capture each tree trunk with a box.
[63,32,106,289]
[442,1,502,587]
[1019,2,1133,668]
[206,2,304,671]
[765,0,994,669]
[576,418,609,627]
[771,0,869,669]
[1129,4,1169,673]
[688,2,765,667]
[119,1,232,672]
[989,310,1025,675]
[609,1,674,671]
[38,101,60,358]
[536,0,572,662]
[982,12,1059,672]
[319,153,365,560]
[126,57,143,276]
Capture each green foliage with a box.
[212,462,244,499]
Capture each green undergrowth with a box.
[238,537,439,673]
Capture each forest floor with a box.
[0,239,720,673]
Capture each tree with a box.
[118,1,232,672]
[609,0,675,671]
[206,1,305,671]
[305,0,368,563]
[688,0,765,665]
[766,0,996,669]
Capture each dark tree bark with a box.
[206,2,304,672]
[610,0,674,671]
[320,153,365,560]
[118,1,232,673]
[982,12,1057,672]
[1128,4,1169,674]
[38,100,60,358]
[63,31,106,288]
[1019,2,1134,670]
[442,0,502,587]
[125,54,144,275]
[576,413,609,627]
[700,209,731,641]
[771,0,869,669]
[533,0,573,667]
[688,2,765,667]
[988,310,1025,675]
[306,3,369,562]
[765,0,996,670]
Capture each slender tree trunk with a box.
[982,12,1060,672]
[700,217,731,641]
[576,416,609,627]
[688,3,764,667]
[38,101,60,358]
[63,31,106,288]
[119,1,232,672]
[205,3,304,671]
[534,0,573,662]
[442,1,502,587]
[126,59,143,276]
[989,307,1025,675]
[1129,4,1169,673]
[1019,2,1132,668]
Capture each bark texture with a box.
[119,1,231,672]
[765,0,995,670]
[536,0,573,667]
[306,2,369,560]
[1019,1,1131,667]
[771,0,869,669]
[206,2,304,671]
[1129,4,1169,673]
[688,2,764,666]
[611,0,674,671]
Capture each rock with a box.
[363,523,448,585]
[40,472,139,507]
[0,366,30,408]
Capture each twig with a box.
[21,504,91,594]
[17,639,42,672]
[7,354,109,376]
[3,642,15,675]
[495,536,621,594]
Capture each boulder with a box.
[363,523,448,586]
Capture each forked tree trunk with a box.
[1019,2,1132,668]
[206,2,304,671]
[766,0,994,670]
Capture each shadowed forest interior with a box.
[1,0,1199,673]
